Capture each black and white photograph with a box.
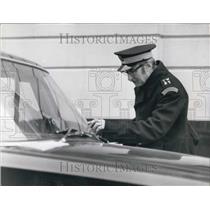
[0,23,210,186]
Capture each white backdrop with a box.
[1,23,210,120]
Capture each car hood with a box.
[1,137,210,185]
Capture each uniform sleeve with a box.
[101,91,187,145]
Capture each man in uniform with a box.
[88,44,199,154]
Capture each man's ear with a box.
[147,61,153,68]
[143,62,150,70]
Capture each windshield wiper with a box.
[82,131,109,143]
[57,127,78,142]
[57,127,109,143]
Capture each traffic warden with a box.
[88,44,199,154]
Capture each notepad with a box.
[0,140,68,151]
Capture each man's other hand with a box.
[88,119,105,134]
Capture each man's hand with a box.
[88,119,105,134]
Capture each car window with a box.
[14,63,43,122]
[1,60,62,141]
[33,69,64,131]
[1,60,29,141]
[39,70,87,132]
[1,59,88,142]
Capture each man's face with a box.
[126,64,151,87]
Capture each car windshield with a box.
[0,59,89,141]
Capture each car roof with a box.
[0,51,49,73]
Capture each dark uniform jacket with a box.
[101,60,199,154]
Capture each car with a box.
[0,52,210,186]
